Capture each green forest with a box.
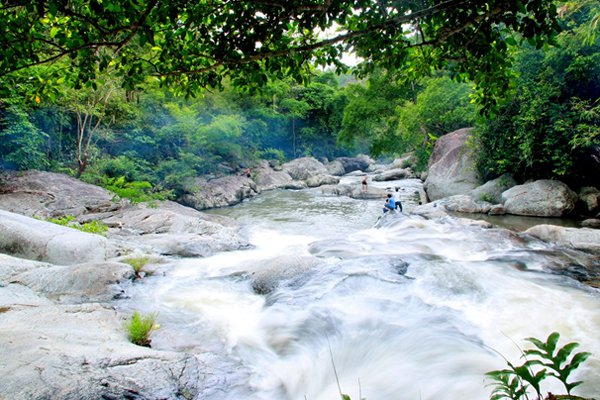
[1,1,598,203]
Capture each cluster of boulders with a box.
[414,128,600,253]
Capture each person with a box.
[244,167,251,178]
[392,187,403,212]
[383,193,395,213]
[362,176,368,192]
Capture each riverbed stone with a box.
[320,184,387,199]
[180,175,258,210]
[101,201,248,257]
[502,180,577,217]
[325,160,346,176]
[305,174,340,187]
[524,225,600,253]
[581,219,600,229]
[335,156,375,173]
[444,195,492,214]
[577,186,600,215]
[0,170,120,218]
[0,301,205,400]
[282,157,328,180]
[249,255,322,295]
[253,160,294,190]
[424,128,481,201]
[0,209,108,265]
[372,168,414,182]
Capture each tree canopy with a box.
[1,0,560,107]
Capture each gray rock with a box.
[372,168,414,182]
[10,261,133,304]
[578,186,600,215]
[253,160,293,191]
[282,157,328,180]
[581,219,600,229]
[0,209,108,265]
[320,184,387,199]
[444,195,492,214]
[524,225,600,253]
[488,204,507,215]
[424,128,481,201]
[469,173,517,204]
[411,201,449,219]
[335,156,375,173]
[305,174,340,188]
[325,160,346,176]
[502,180,577,217]
[180,175,258,210]
[0,302,205,400]
[101,201,248,257]
[249,255,321,295]
[0,170,119,218]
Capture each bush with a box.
[125,311,158,347]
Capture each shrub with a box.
[125,311,158,347]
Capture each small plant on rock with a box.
[46,215,108,236]
[123,256,152,279]
[486,332,592,400]
[126,311,159,347]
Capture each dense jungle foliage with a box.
[0,1,598,201]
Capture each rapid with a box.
[122,176,600,400]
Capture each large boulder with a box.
[335,156,374,174]
[8,260,133,304]
[305,174,340,188]
[0,301,205,400]
[524,225,600,253]
[282,157,328,180]
[180,175,258,210]
[248,255,321,295]
[444,195,492,214]
[320,184,387,199]
[0,170,119,218]
[424,128,481,201]
[0,209,108,265]
[325,160,346,176]
[502,180,578,217]
[372,168,414,182]
[253,160,294,191]
[577,186,600,216]
[99,201,248,257]
[469,173,517,204]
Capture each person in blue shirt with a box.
[383,193,396,213]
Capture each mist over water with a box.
[122,178,600,400]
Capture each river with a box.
[122,177,600,400]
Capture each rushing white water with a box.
[123,178,600,400]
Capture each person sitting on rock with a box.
[383,193,396,213]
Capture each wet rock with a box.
[411,201,449,219]
[0,209,108,265]
[0,170,120,218]
[524,224,600,253]
[424,128,481,201]
[502,180,577,217]
[320,184,386,199]
[249,255,321,295]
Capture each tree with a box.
[0,1,560,109]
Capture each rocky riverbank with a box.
[0,146,599,399]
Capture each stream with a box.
[122,177,600,400]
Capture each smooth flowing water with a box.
[123,177,600,400]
